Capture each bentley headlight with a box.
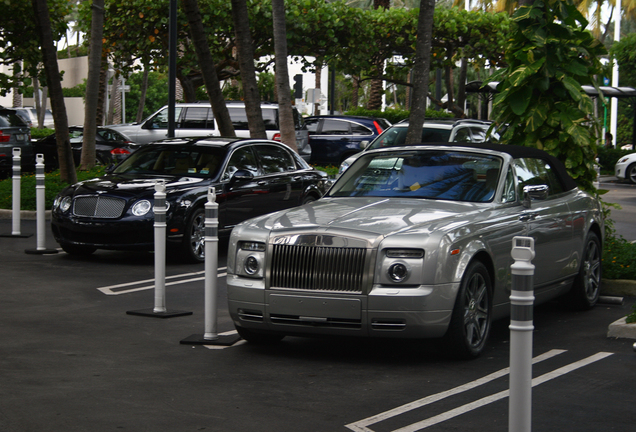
[237,241,266,278]
[57,196,72,213]
[132,199,152,216]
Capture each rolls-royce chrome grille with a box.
[73,196,126,218]
[270,244,367,293]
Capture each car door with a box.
[176,107,217,139]
[308,119,353,164]
[218,145,264,229]
[252,143,304,213]
[514,157,574,291]
[139,107,183,143]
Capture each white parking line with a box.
[97,268,227,295]
[346,350,613,432]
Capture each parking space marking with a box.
[97,268,227,295]
[346,350,613,432]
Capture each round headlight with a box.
[132,199,152,216]
[244,255,260,275]
[59,196,72,213]
[388,263,409,283]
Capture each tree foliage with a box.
[488,0,606,192]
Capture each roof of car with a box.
[394,118,493,127]
[305,115,387,121]
[368,141,578,191]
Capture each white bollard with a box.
[180,187,239,346]
[24,154,57,254]
[127,180,191,318]
[204,187,219,340]
[12,148,21,236]
[153,180,167,313]
[509,236,535,432]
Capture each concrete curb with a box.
[0,209,50,220]
[607,316,636,340]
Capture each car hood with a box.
[242,197,489,238]
[65,174,207,197]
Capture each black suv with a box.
[0,108,33,178]
[304,115,391,165]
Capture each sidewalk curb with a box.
[0,209,50,220]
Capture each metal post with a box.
[509,236,535,432]
[153,180,167,313]
[12,148,21,235]
[126,180,191,318]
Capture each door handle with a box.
[519,213,538,222]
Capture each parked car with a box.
[615,153,636,183]
[0,108,33,177]
[226,142,604,359]
[338,118,497,175]
[34,126,138,170]
[13,107,55,129]
[105,101,311,161]
[304,115,391,165]
[51,137,330,262]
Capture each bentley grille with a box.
[73,196,126,218]
[270,244,367,293]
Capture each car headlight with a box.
[55,196,72,213]
[236,241,266,278]
[132,199,152,216]
[379,248,424,285]
[618,157,630,164]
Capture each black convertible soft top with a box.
[415,142,579,192]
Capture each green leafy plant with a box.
[30,127,55,139]
[626,302,636,324]
[488,0,607,193]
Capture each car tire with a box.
[565,232,602,310]
[442,260,492,360]
[302,194,317,205]
[236,326,285,344]
[61,243,97,256]
[627,163,636,184]
[180,208,206,263]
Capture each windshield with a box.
[367,126,452,150]
[113,146,225,178]
[328,150,502,203]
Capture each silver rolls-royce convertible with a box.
[226,143,604,358]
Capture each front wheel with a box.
[626,163,636,184]
[565,232,602,310]
[442,261,492,360]
[180,208,206,263]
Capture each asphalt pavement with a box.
[1,218,635,432]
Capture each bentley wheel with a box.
[566,232,601,310]
[181,208,206,263]
[236,326,285,344]
[61,243,97,256]
[443,260,492,359]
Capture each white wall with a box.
[23,97,85,126]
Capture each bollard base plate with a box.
[180,333,242,346]
[126,309,193,319]
[0,233,33,238]
[25,248,59,255]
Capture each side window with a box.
[262,109,278,131]
[147,107,182,129]
[221,147,259,181]
[501,167,517,203]
[321,119,350,135]
[305,118,320,134]
[180,107,214,129]
[351,123,373,136]
[253,144,295,174]
[228,107,249,130]
[453,127,472,142]
[513,158,564,197]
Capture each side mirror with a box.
[359,140,369,149]
[230,169,254,183]
[522,184,549,208]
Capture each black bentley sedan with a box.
[51,137,330,262]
